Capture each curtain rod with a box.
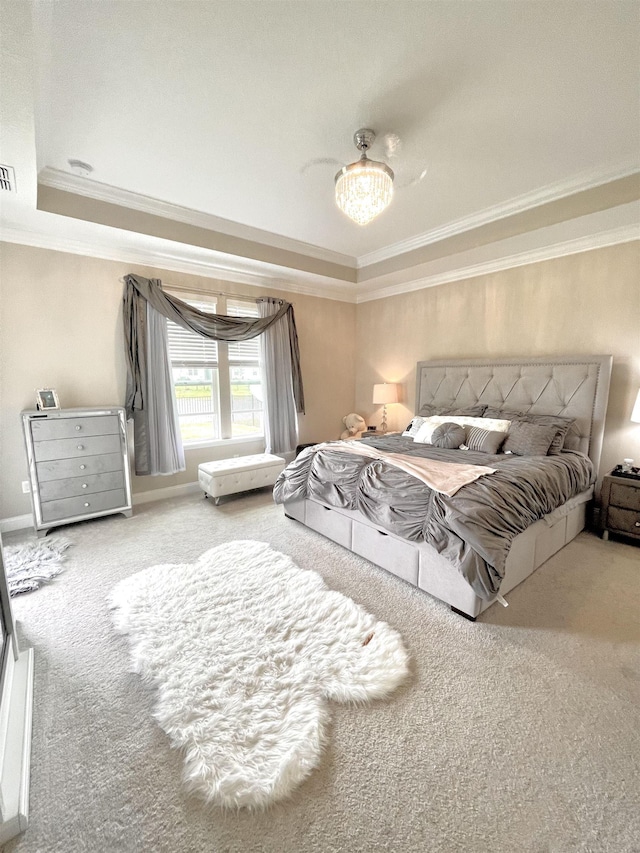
[118,276,290,304]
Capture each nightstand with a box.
[600,470,640,542]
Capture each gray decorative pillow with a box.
[431,422,466,449]
[502,421,559,456]
[483,408,576,454]
[419,403,487,418]
[465,426,507,454]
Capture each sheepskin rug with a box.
[4,535,72,596]
[109,540,409,809]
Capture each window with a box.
[167,295,264,444]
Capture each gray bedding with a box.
[273,434,595,600]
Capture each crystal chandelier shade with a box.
[335,129,394,225]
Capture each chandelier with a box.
[335,129,394,225]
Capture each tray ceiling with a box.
[1,1,639,298]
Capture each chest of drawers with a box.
[600,471,640,542]
[22,407,132,537]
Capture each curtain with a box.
[123,275,305,474]
[145,301,186,475]
[258,298,299,454]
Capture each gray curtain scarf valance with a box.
[122,274,305,475]
[123,274,305,414]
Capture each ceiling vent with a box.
[0,165,16,192]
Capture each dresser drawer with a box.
[33,434,122,462]
[30,415,120,441]
[607,506,640,536]
[609,483,640,512]
[39,471,125,502]
[36,452,124,483]
[40,489,128,523]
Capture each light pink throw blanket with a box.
[311,441,496,497]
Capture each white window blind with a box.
[166,299,218,365]
[165,294,263,444]
[227,299,260,363]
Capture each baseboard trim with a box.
[0,515,33,534]
[0,485,202,532]
[132,482,201,505]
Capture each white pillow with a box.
[402,416,426,438]
[413,415,511,445]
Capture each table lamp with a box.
[372,383,398,433]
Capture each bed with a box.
[274,355,612,620]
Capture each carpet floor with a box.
[3,490,639,853]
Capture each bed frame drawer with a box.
[534,515,567,566]
[305,501,352,549]
[352,522,419,585]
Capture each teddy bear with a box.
[340,413,367,440]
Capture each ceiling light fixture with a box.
[335,129,394,225]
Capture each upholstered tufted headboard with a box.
[415,355,612,472]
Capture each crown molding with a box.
[0,225,359,303]
[37,167,356,269]
[357,163,640,268]
[2,216,636,307]
[355,223,639,303]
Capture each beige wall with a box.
[1,240,638,522]
[356,242,640,482]
[0,243,356,519]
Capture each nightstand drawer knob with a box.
[82,483,88,489]
[635,522,640,528]
[84,502,90,507]
[77,444,84,450]
[75,425,82,431]
[79,464,86,470]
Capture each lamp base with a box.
[380,404,388,434]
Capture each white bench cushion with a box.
[198,453,286,501]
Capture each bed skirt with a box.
[283,489,593,618]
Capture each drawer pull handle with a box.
[77,444,84,450]
[79,464,86,470]
[378,530,388,536]
[636,522,640,528]
[84,502,90,507]
[82,483,88,489]
[75,425,82,431]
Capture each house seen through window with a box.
[167,295,264,444]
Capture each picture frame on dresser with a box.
[35,389,60,410]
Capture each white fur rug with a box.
[109,540,409,809]
[4,536,72,596]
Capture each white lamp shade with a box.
[631,389,640,423]
[372,383,398,405]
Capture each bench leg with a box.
[214,496,221,506]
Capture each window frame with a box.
[166,292,264,447]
